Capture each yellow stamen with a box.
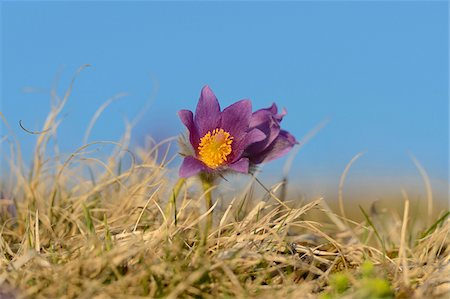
[198,128,233,169]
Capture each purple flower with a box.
[245,103,298,164]
[178,86,297,178]
[178,86,266,177]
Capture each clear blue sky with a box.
[1,1,448,194]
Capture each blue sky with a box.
[1,1,448,195]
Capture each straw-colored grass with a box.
[0,71,448,298]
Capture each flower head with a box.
[245,103,298,164]
[178,86,265,177]
[178,86,297,178]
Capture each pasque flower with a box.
[246,103,297,164]
[178,86,297,178]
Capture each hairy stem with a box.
[201,176,214,241]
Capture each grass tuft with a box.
[0,75,448,298]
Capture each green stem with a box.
[201,176,214,241]
[169,178,186,226]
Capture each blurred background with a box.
[1,2,448,205]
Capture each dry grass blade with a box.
[338,152,364,226]
[0,70,448,299]
[396,190,410,287]
[410,153,434,227]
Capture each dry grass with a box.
[0,72,448,298]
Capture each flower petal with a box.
[277,107,287,121]
[248,130,298,164]
[247,103,287,156]
[178,109,199,149]
[228,157,249,173]
[249,119,280,153]
[249,109,271,128]
[233,128,266,156]
[195,85,221,137]
[250,103,286,125]
[245,128,267,145]
[179,156,208,178]
[229,128,266,163]
[220,99,252,141]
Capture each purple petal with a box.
[249,120,280,154]
[245,128,267,145]
[220,99,252,141]
[178,109,194,128]
[268,103,278,114]
[247,104,286,155]
[195,85,221,137]
[269,103,286,121]
[248,130,298,164]
[179,156,208,178]
[250,108,273,128]
[228,158,249,173]
[178,109,199,149]
[250,103,285,127]
[230,128,266,162]
[277,107,287,121]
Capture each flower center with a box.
[198,128,233,169]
